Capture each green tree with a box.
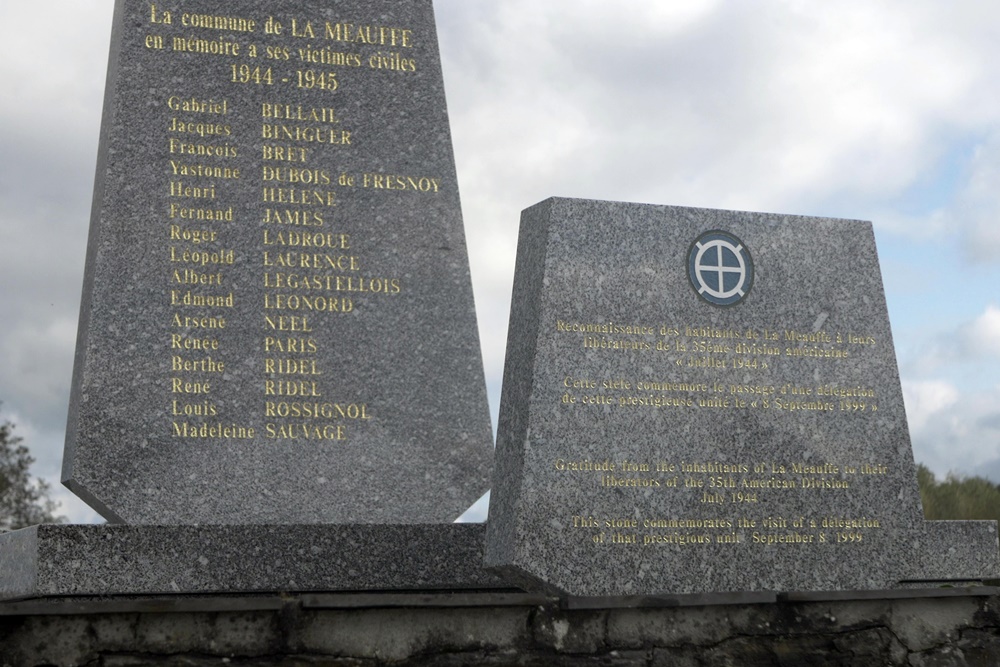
[0,406,63,531]
[917,463,1000,523]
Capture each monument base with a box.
[488,519,1000,597]
[1,522,995,602]
[0,523,508,601]
[3,523,999,664]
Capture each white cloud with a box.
[904,379,1000,480]
[958,134,1000,259]
[442,0,1000,258]
[905,303,1000,374]
[0,317,77,412]
[896,303,1000,479]
[902,379,959,433]
[964,304,1000,354]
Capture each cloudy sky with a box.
[2,1,1000,523]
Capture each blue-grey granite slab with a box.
[486,197,999,596]
[63,0,493,524]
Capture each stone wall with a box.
[2,589,999,666]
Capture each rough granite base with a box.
[1,523,995,604]
[0,523,507,601]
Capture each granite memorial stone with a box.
[485,197,999,596]
[63,0,493,524]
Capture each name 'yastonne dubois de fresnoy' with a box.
[62,0,495,526]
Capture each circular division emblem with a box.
[687,230,754,307]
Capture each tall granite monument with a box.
[62,0,494,524]
[485,197,999,597]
